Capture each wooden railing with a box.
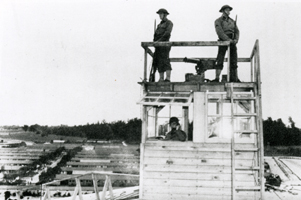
[141,40,260,82]
[42,172,139,200]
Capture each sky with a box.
[1,0,301,126]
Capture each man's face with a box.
[159,13,165,20]
[170,122,178,129]
[224,8,231,16]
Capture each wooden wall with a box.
[140,141,260,200]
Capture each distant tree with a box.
[22,125,29,132]
[288,116,295,128]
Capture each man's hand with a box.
[232,39,238,44]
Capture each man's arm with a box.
[215,19,230,41]
[163,132,171,140]
[156,21,173,41]
[177,130,187,142]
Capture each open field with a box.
[0,131,86,143]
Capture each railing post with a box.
[71,179,79,200]
[144,49,148,81]
[101,176,109,200]
[227,44,231,82]
[92,174,100,200]
[107,176,114,200]
[42,186,50,200]
[250,57,254,82]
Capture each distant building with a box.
[52,140,65,143]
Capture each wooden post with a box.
[107,176,114,200]
[144,49,147,81]
[75,178,83,200]
[182,106,189,140]
[101,176,109,200]
[141,106,148,143]
[230,83,235,200]
[250,57,254,82]
[139,143,145,198]
[153,107,157,136]
[193,92,205,142]
[42,187,51,200]
[71,182,79,200]
[255,40,264,200]
[227,45,231,82]
[92,174,100,200]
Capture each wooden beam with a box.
[193,92,205,142]
[170,57,250,63]
[101,176,109,200]
[182,106,189,140]
[141,41,230,47]
[107,176,114,200]
[144,49,147,81]
[142,46,154,57]
[92,174,100,200]
[71,183,79,200]
[139,143,145,198]
[141,106,148,143]
[250,40,258,59]
[75,178,83,200]
[227,45,230,82]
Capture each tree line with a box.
[23,118,141,143]
[263,117,301,146]
[22,117,301,146]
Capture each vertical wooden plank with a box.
[46,187,51,200]
[71,183,79,200]
[193,92,205,143]
[227,45,231,82]
[250,57,254,82]
[75,178,83,200]
[255,40,264,200]
[101,176,109,200]
[141,106,148,143]
[107,176,114,200]
[153,107,158,136]
[144,49,147,81]
[139,143,145,198]
[230,83,235,200]
[92,174,100,200]
[182,106,189,140]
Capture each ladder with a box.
[228,83,264,200]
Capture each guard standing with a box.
[212,5,240,82]
[152,8,173,82]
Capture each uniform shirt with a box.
[164,129,186,141]
[215,14,239,41]
[153,18,173,42]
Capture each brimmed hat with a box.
[219,5,233,13]
[156,8,169,15]
[169,117,179,125]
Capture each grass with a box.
[0,131,86,143]
[265,145,301,157]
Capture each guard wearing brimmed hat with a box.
[212,5,240,82]
[163,117,186,141]
[152,8,173,82]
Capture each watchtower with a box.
[137,40,264,200]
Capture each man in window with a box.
[163,117,186,141]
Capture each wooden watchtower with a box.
[137,41,264,200]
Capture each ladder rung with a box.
[233,97,256,100]
[234,130,258,133]
[234,113,257,117]
[235,167,260,171]
[236,186,261,191]
[234,148,259,152]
